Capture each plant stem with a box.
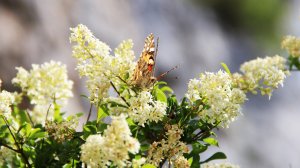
[110,81,130,107]
[192,122,220,141]
[25,110,34,126]
[86,104,93,123]
[1,116,32,167]
[0,143,19,153]
[192,130,205,141]
[45,104,52,122]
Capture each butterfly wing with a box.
[132,33,156,88]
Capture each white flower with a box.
[103,115,140,155]
[81,134,107,168]
[281,35,300,58]
[201,162,240,168]
[128,91,167,126]
[186,70,246,128]
[186,78,202,102]
[12,61,73,105]
[70,24,136,104]
[0,90,15,118]
[240,55,289,97]
[114,39,136,80]
[81,114,140,168]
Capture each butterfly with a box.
[131,33,178,89]
[131,33,158,88]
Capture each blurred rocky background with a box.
[0,0,299,167]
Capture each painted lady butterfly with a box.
[131,33,178,89]
[131,33,157,88]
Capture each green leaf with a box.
[160,86,173,94]
[140,144,150,152]
[155,81,168,86]
[80,94,89,99]
[83,124,97,138]
[97,122,108,133]
[17,123,28,134]
[97,106,108,122]
[203,137,219,147]
[142,164,157,168]
[168,95,178,106]
[190,154,200,168]
[188,157,193,166]
[189,142,208,168]
[28,131,46,140]
[180,97,187,106]
[0,124,8,135]
[126,117,136,126]
[192,142,208,154]
[154,88,167,103]
[28,128,46,139]
[134,155,142,160]
[124,72,130,80]
[288,55,300,70]
[200,152,227,164]
[23,122,32,135]
[13,108,28,125]
[76,112,84,118]
[54,104,63,122]
[62,159,80,168]
[221,62,231,75]
[108,100,128,108]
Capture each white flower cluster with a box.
[240,55,289,97]
[70,24,135,104]
[81,114,140,168]
[12,61,73,105]
[186,70,246,128]
[80,134,104,168]
[128,91,167,126]
[0,90,15,118]
[147,124,189,167]
[12,61,73,124]
[281,35,300,58]
[201,162,240,168]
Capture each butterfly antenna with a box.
[156,65,179,81]
[153,37,159,74]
